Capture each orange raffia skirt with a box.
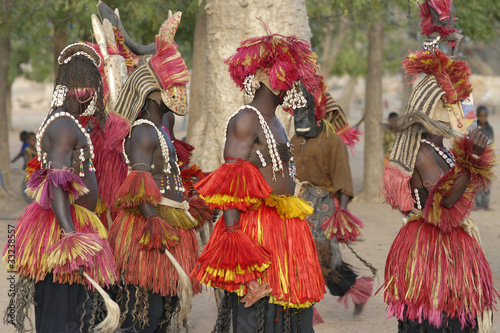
[196,195,325,309]
[109,203,201,297]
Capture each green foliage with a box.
[306,0,499,77]
[6,0,197,84]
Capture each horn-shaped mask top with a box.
[225,31,320,95]
[148,12,190,116]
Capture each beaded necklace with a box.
[123,119,184,194]
[225,105,297,182]
[36,111,95,177]
[420,137,455,168]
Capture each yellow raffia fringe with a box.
[156,205,199,230]
[200,194,262,208]
[262,195,313,220]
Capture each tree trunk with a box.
[338,76,357,117]
[187,0,311,171]
[52,19,67,77]
[0,29,11,170]
[360,20,384,201]
[7,83,12,130]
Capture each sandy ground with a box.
[0,79,499,332]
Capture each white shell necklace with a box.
[225,105,297,182]
[123,119,184,193]
[420,137,455,168]
[36,111,95,177]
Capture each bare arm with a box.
[47,119,79,233]
[415,128,488,208]
[127,125,158,218]
[222,109,260,227]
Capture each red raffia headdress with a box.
[225,20,320,95]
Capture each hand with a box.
[469,127,488,156]
[240,280,272,308]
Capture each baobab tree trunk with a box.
[359,20,384,201]
[187,0,311,171]
[0,29,11,170]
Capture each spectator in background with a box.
[383,112,398,166]
[475,105,494,210]
[10,130,29,164]
[22,132,36,169]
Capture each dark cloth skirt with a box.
[34,273,95,333]
[231,294,314,333]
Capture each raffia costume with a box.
[191,29,325,332]
[291,89,372,311]
[382,49,497,332]
[103,12,200,331]
[2,44,116,333]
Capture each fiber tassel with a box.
[83,272,120,333]
[173,139,194,166]
[452,136,498,189]
[188,196,215,228]
[194,159,272,210]
[138,215,179,251]
[46,232,116,287]
[24,156,41,180]
[338,276,373,308]
[164,248,193,323]
[422,166,475,232]
[337,125,363,154]
[100,112,130,207]
[26,168,89,209]
[193,223,271,292]
[312,307,325,326]
[114,170,162,208]
[321,208,364,243]
[381,165,415,212]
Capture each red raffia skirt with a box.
[109,204,201,297]
[199,195,325,309]
[3,202,113,287]
[384,219,497,328]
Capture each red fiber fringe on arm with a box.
[321,208,364,243]
[137,215,179,251]
[188,196,215,228]
[46,232,116,288]
[194,159,272,210]
[422,166,475,232]
[26,168,89,209]
[114,170,161,208]
[452,136,498,190]
[100,112,130,207]
[192,221,271,292]
[381,165,415,212]
[337,126,363,153]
